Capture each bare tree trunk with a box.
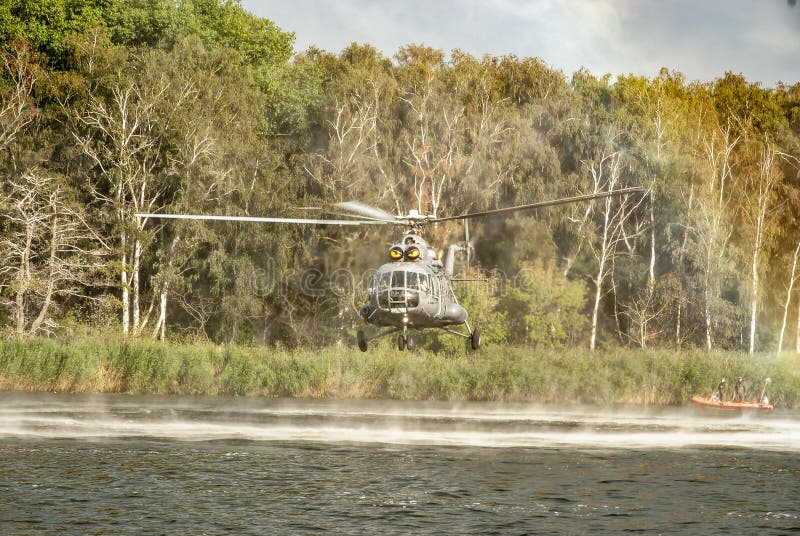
[590,257,605,351]
[676,298,682,348]
[704,287,713,352]
[749,241,760,355]
[648,191,656,292]
[153,286,168,341]
[675,187,694,349]
[132,238,142,334]
[747,141,779,355]
[15,225,34,334]
[30,216,59,334]
[638,191,657,348]
[121,231,130,335]
[796,291,800,353]
[778,239,800,352]
[590,177,614,351]
[748,196,767,355]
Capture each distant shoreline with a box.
[0,338,796,407]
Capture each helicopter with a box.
[138,187,643,352]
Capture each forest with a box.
[1,0,800,355]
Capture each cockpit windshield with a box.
[379,270,424,290]
[384,270,424,290]
[375,270,429,310]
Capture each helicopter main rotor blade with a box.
[135,213,388,225]
[334,201,399,223]
[429,187,646,223]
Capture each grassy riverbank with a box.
[1,338,798,407]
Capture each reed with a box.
[0,338,797,407]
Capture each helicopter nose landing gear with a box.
[397,326,415,351]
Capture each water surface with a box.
[1,393,798,534]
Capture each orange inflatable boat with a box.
[691,394,774,412]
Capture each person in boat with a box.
[734,377,747,402]
[759,377,771,405]
[717,378,728,401]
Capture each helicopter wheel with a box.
[406,336,415,351]
[471,326,481,350]
[398,333,406,351]
[357,330,368,352]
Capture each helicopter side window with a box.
[418,274,429,293]
[379,272,391,290]
[431,274,441,297]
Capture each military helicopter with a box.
[138,187,643,352]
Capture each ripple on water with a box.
[1,394,799,534]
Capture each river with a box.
[1,393,799,534]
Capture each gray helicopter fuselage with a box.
[359,233,468,329]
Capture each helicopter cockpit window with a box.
[391,271,405,288]
[379,272,391,290]
[376,270,424,310]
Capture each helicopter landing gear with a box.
[357,326,403,351]
[471,326,481,350]
[357,330,368,352]
[440,321,481,351]
[397,326,415,352]
[397,333,416,351]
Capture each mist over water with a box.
[2,393,799,451]
[2,394,799,534]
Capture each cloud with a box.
[244,0,799,85]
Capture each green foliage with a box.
[497,262,588,346]
[2,339,799,408]
[0,0,295,71]
[0,0,105,69]
[180,0,293,67]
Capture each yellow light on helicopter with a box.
[389,246,404,260]
[406,246,421,260]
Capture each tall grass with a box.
[1,338,798,407]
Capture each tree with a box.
[585,150,643,350]
[0,41,39,158]
[0,169,105,335]
[686,119,738,351]
[739,136,784,353]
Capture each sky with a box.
[241,0,800,86]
